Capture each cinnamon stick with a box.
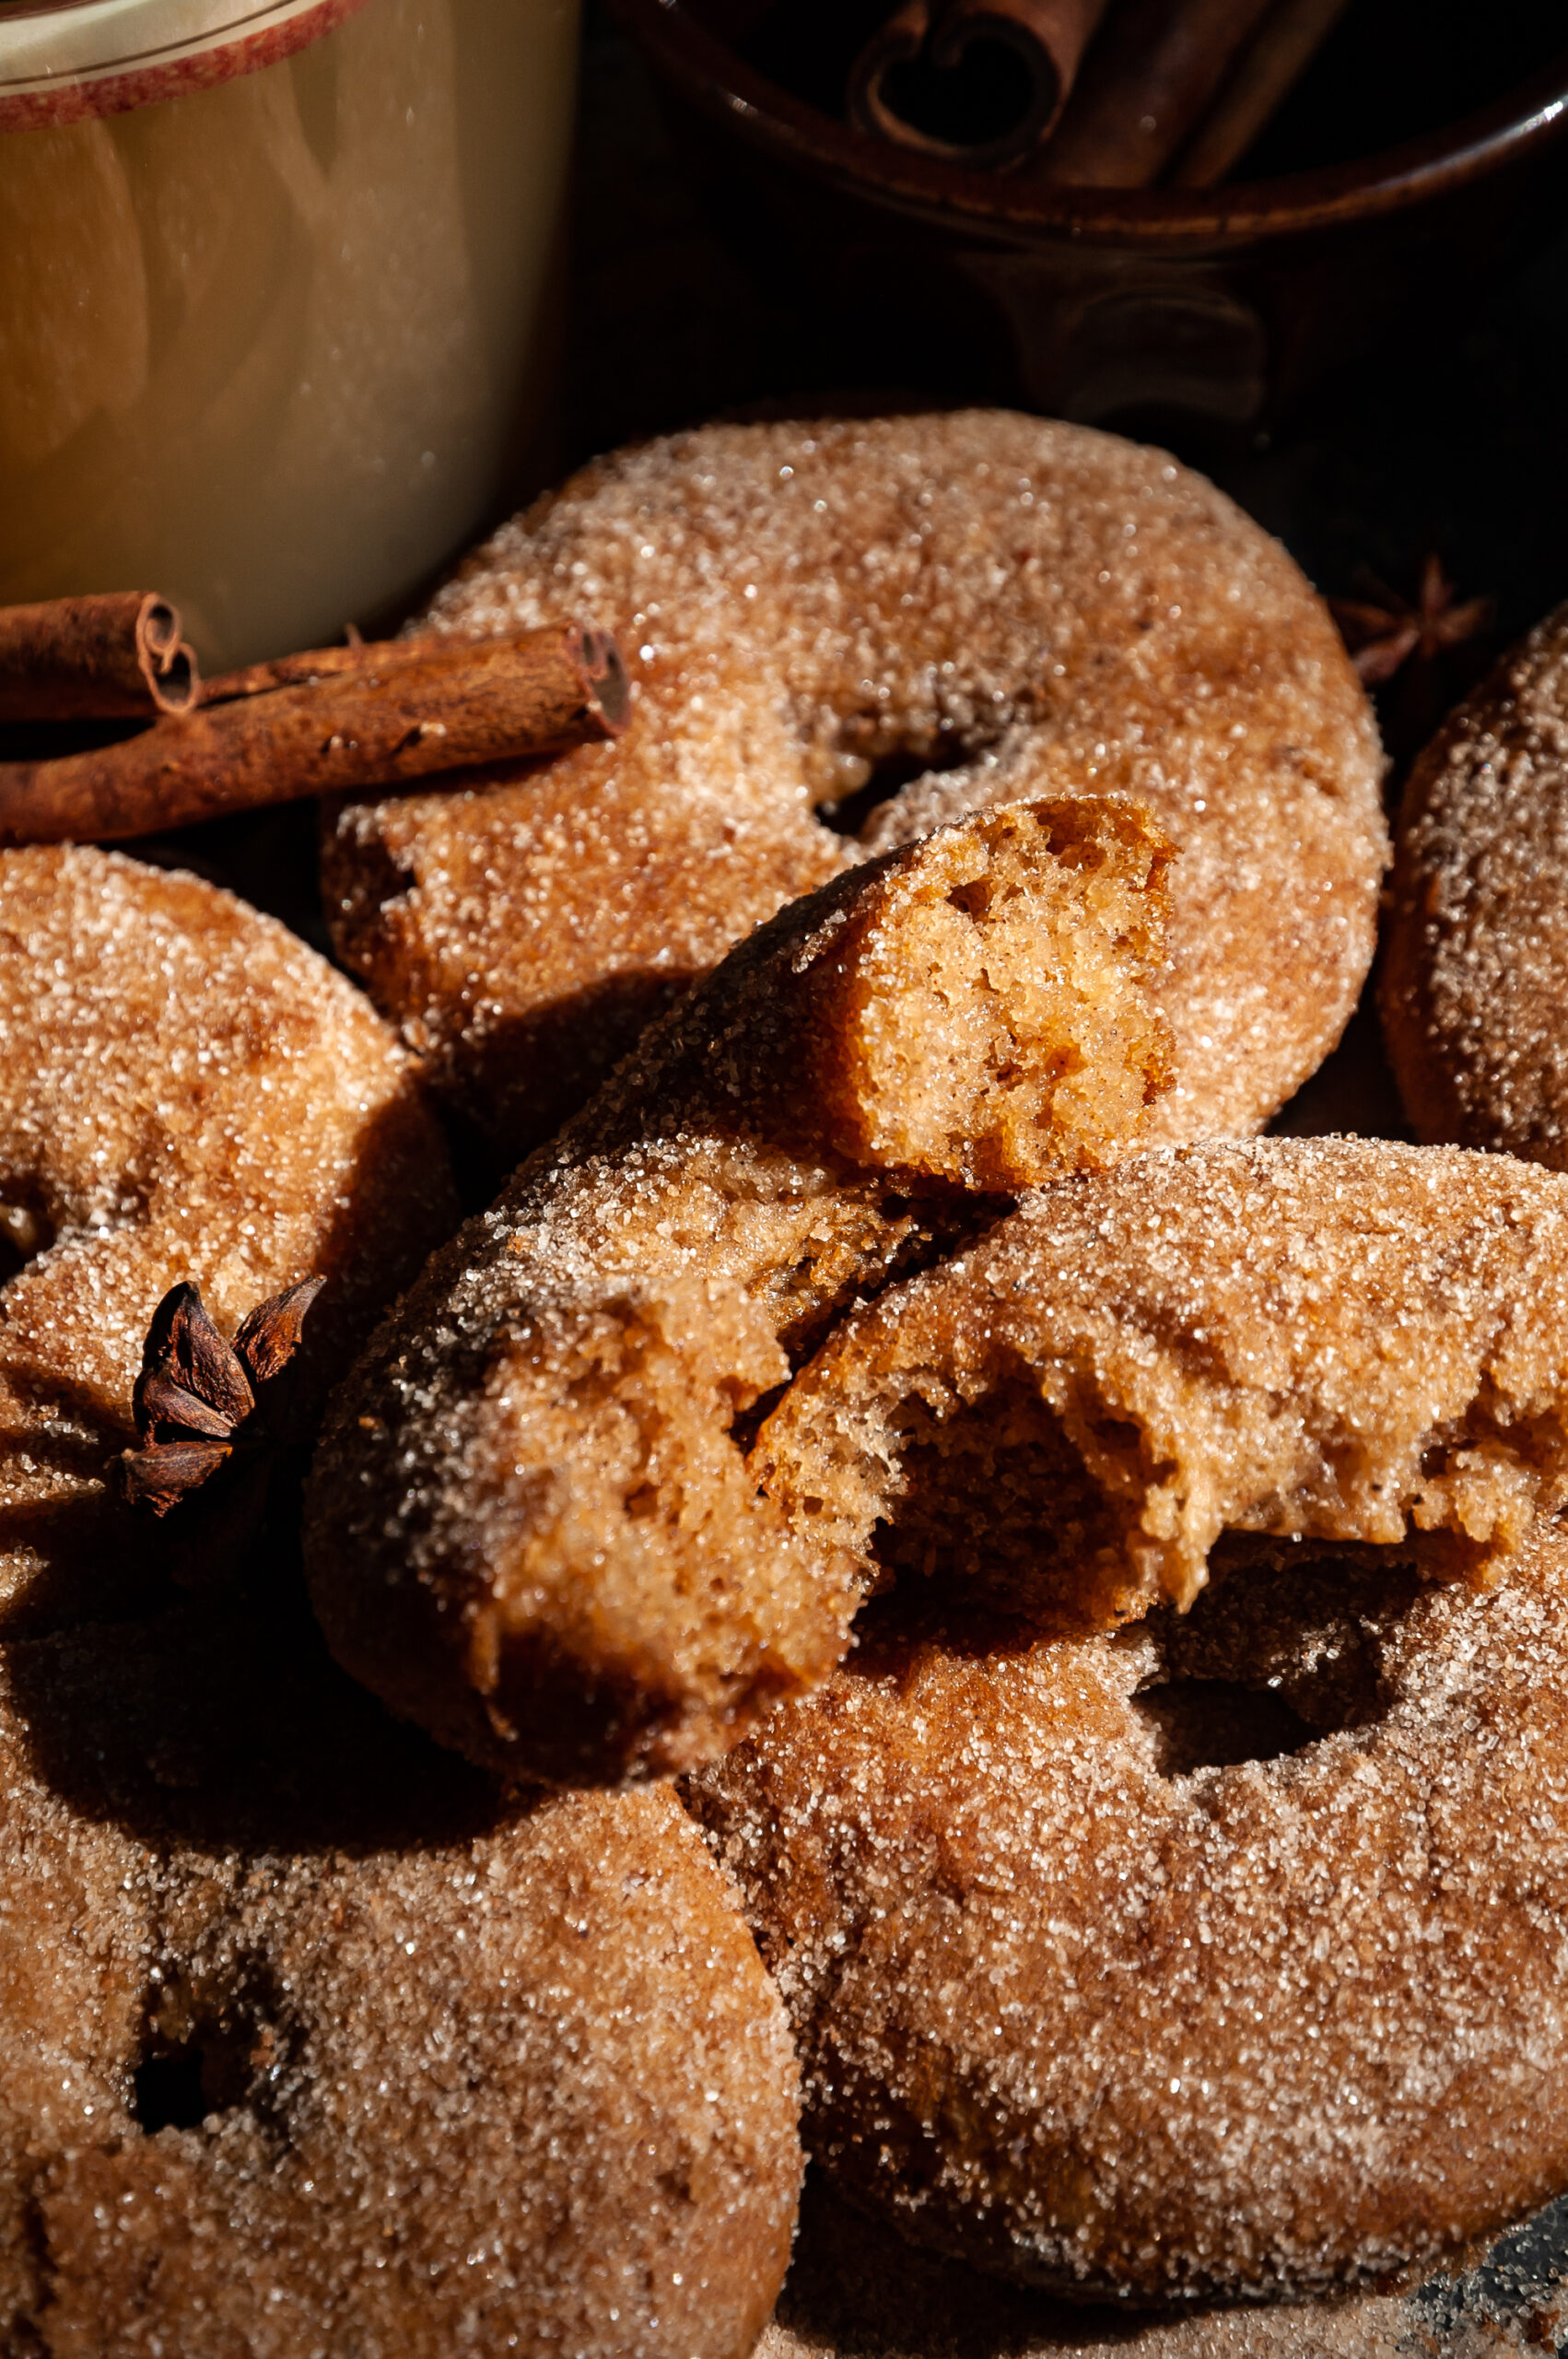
[0,624,629,847]
[1034,0,1279,186]
[200,634,482,703]
[1169,0,1352,185]
[850,0,1111,169]
[0,593,200,722]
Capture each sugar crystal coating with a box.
[306,800,1172,1783]
[1383,600,1568,1166]
[323,410,1385,1163]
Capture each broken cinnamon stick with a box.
[1034,0,1279,187]
[0,593,201,722]
[1169,0,1352,185]
[0,623,629,847]
[850,0,1111,169]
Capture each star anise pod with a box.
[113,1275,324,1517]
[1329,554,1493,687]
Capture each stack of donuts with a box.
[6,408,1568,2353]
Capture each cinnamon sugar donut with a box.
[306,799,1173,1783]
[0,1580,802,2355]
[323,409,1386,1165]
[753,1137,1568,1628]
[689,1520,1568,2303]
[0,843,456,1636]
[1382,601,1568,1164]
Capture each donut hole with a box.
[134,2042,214,2134]
[133,1966,293,2140]
[1132,1677,1315,1776]
[0,1189,54,1281]
[1129,1541,1428,1778]
[814,731,984,841]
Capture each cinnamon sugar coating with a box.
[323,410,1385,1164]
[1383,601,1568,1165]
[689,1523,1568,2303]
[755,1137,1568,1627]
[305,800,1173,1784]
[0,1586,801,2355]
[0,845,457,1637]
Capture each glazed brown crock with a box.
[608,0,1568,428]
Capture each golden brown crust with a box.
[0,1590,802,2355]
[304,801,1173,1784]
[1382,602,1568,1164]
[689,1523,1568,2305]
[323,410,1386,1164]
[755,1136,1568,1627]
[0,844,457,1637]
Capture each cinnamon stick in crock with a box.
[849,0,1111,169]
[0,593,200,721]
[1034,0,1279,186]
[1169,0,1352,185]
[0,624,629,846]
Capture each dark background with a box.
[568,2,1568,761]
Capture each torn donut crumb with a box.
[754,1135,1568,1629]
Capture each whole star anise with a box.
[1329,555,1492,687]
[113,1275,324,1517]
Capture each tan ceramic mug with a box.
[0,0,579,665]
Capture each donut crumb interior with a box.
[818,799,1175,1191]
[790,1361,1557,1636]
[756,1140,1568,1633]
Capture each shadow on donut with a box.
[2,1576,498,1861]
[239,1089,468,1426]
[849,1538,1433,1786]
[436,965,708,1185]
[0,1490,167,1641]
[772,2165,1218,2353]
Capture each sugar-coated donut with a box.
[1383,601,1568,1165]
[323,410,1386,1166]
[0,848,801,2354]
[689,1521,1568,2304]
[0,844,457,1637]
[306,800,1173,1784]
[0,1584,802,2355]
[753,1136,1568,1628]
